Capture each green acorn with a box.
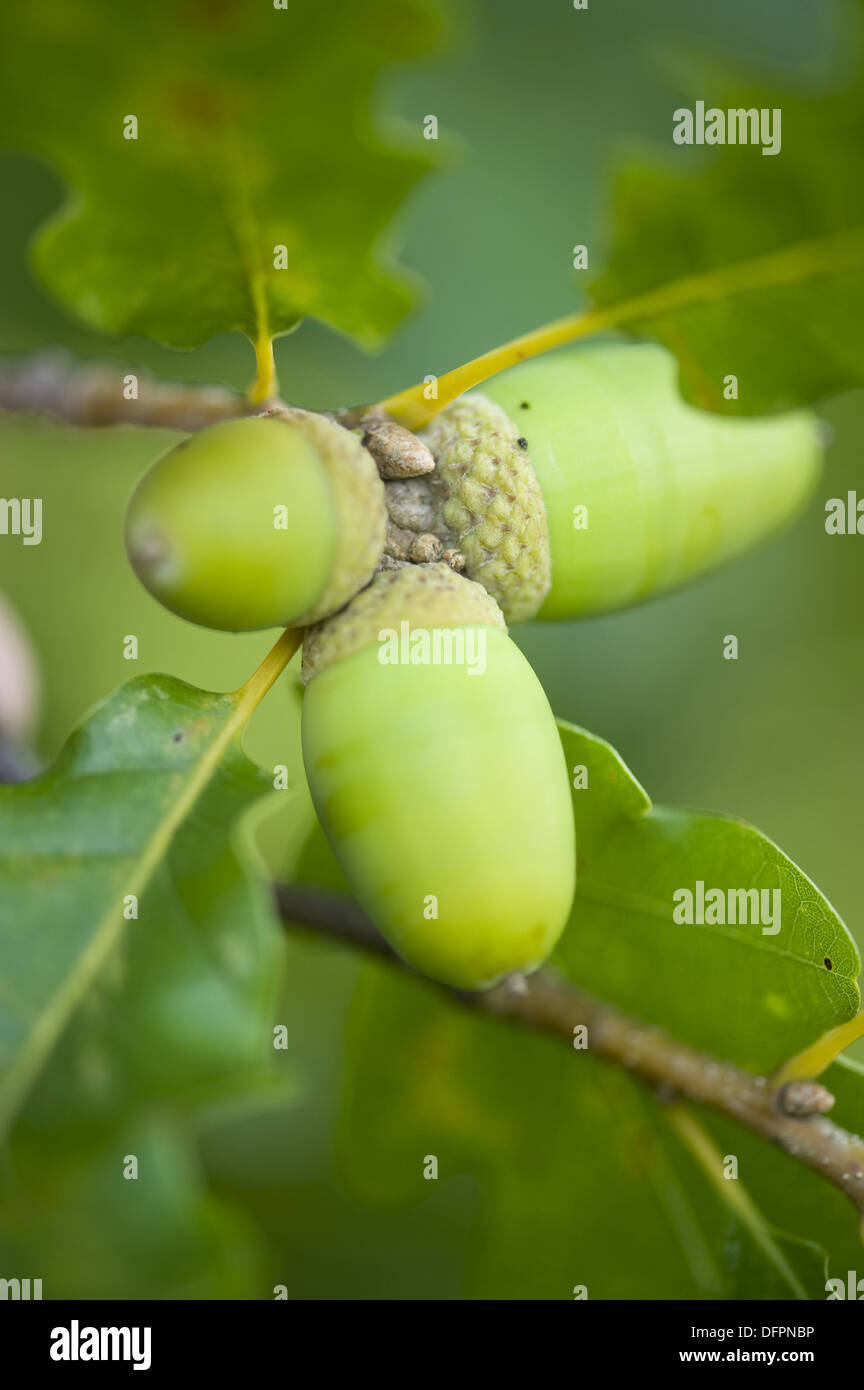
[419,342,823,621]
[301,564,575,990]
[125,412,386,631]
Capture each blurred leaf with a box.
[0,0,441,354]
[590,20,864,413]
[824,1052,864,1117]
[0,1113,268,1298]
[554,721,860,1073]
[338,964,834,1299]
[723,1225,827,1300]
[664,1108,831,1299]
[290,815,352,896]
[0,672,290,1137]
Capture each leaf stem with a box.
[375,226,864,429]
[234,626,302,714]
[248,328,277,406]
[378,306,608,427]
[772,1013,864,1089]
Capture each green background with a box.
[1,0,862,1298]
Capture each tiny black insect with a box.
[824,957,833,970]
[516,437,528,450]
[519,401,530,410]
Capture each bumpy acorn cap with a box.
[419,393,552,623]
[302,562,506,682]
[269,407,387,625]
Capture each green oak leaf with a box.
[267,725,864,1293]
[588,7,864,413]
[0,0,441,352]
[0,671,287,1139]
[337,963,836,1299]
[555,721,860,1073]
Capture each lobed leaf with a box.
[0,672,286,1139]
[554,721,860,1073]
[383,2,864,428]
[0,0,441,354]
[589,16,864,413]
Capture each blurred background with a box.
[1,0,862,1298]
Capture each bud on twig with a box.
[775,1080,836,1117]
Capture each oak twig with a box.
[275,884,864,1231]
[0,353,251,432]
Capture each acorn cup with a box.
[125,412,386,631]
[419,342,823,622]
[300,564,576,990]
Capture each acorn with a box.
[125,412,386,631]
[301,564,575,989]
[419,342,823,621]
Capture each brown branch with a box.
[0,352,252,432]
[0,352,399,434]
[275,884,864,1230]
